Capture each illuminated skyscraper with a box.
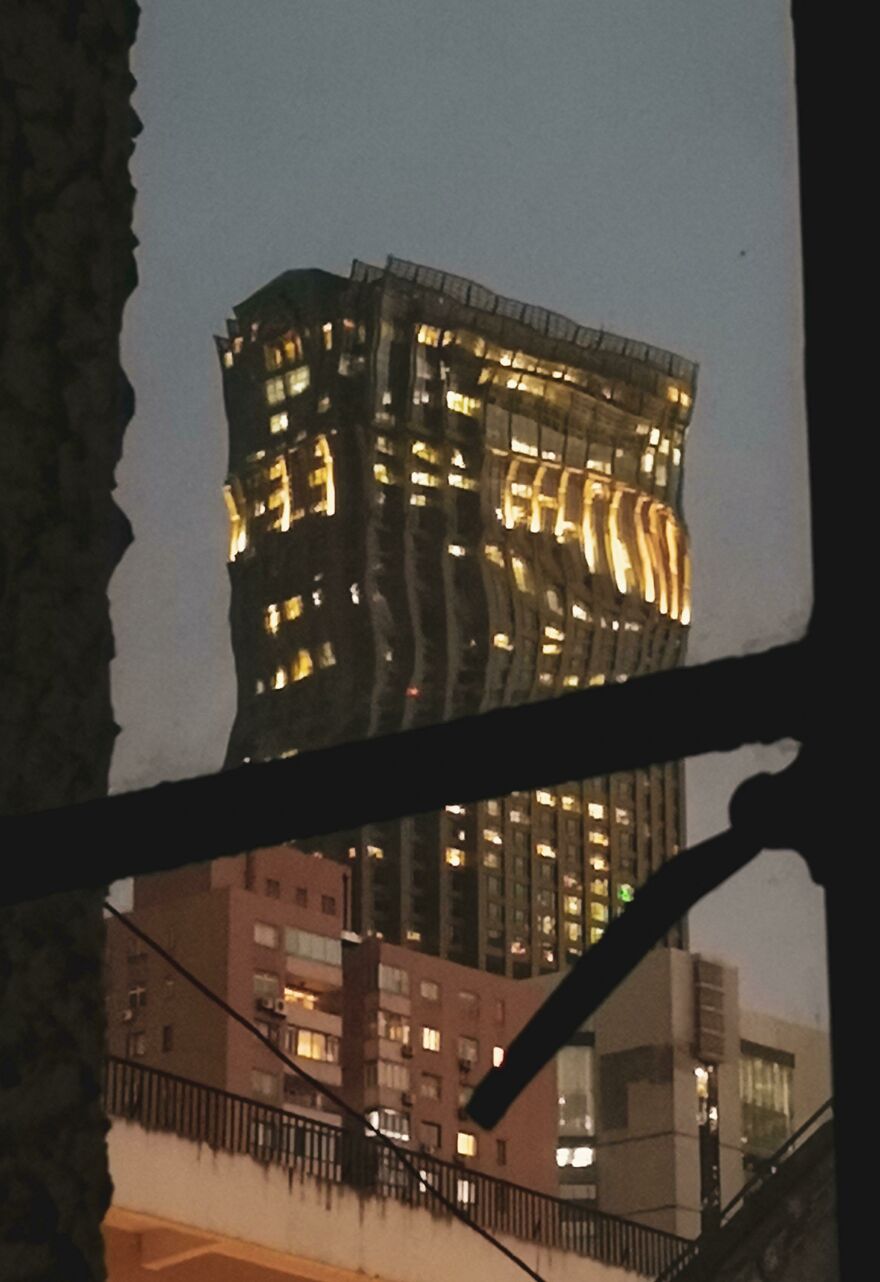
[218,257,696,977]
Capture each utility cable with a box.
[104,901,548,1282]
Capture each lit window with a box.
[542,643,561,655]
[492,633,513,651]
[269,412,289,434]
[564,895,582,915]
[366,1109,410,1143]
[291,649,313,682]
[223,350,234,368]
[536,791,555,807]
[511,556,533,593]
[278,596,301,623]
[448,544,466,557]
[286,366,310,397]
[618,883,635,903]
[373,462,392,485]
[265,603,281,635]
[457,1132,478,1157]
[272,666,287,690]
[561,795,578,811]
[255,679,265,695]
[446,391,481,417]
[321,322,333,350]
[412,440,442,464]
[317,642,336,669]
[451,448,465,468]
[254,922,279,948]
[293,1028,339,1063]
[309,467,327,487]
[590,831,610,847]
[563,675,579,688]
[447,472,479,490]
[556,1145,594,1168]
[614,807,630,824]
[483,829,502,845]
[591,902,609,923]
[537,843,556,860]
[417,323,441,346]
[445,848,466,868]
[492,1046,505,1068]
[265,376,285,405]
[565,922,583,945]
[641,451,655,473]
[573,601,588,622]
[510,940,528,957]
[312,588,323,607]
[446,804,465,815]
[484,544,505,566]
[673,446,682,465]
[590,854,609,872]
[587,802,605,820]
[590,878,609,897]
[410,494,427,507]
[422,1026,441,1052]
[366,845,383,860]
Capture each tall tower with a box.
[218,257,696,977]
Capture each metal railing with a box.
[350,255,697,383]
[104,1056,685,1277]
[655,1098,834,1281]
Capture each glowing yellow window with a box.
[446,804,465,815]
[317,642,336,669]
[412,440,441,464]
[286,366,310,397]
[591,902,609,923]
[590,854,609,872]
[456,1132,477,1157]
[667,386,680,404]
[484,545,505,567]
[587,803,606,820]
[374,463,392,485]
[417,324,441,346]
[322,322,333,350]
[448,472,478,490]
[536,843,556,860]
[291,649,313,682]
[366,845,384,860]
[422,1026,442,1052]
[535,791,555,807]
[411,471,440,487]
[564,896,582,916]
[590,878,608,897]
[561,795,578,811]
[446,391,481,417]
[493,633,513,651]
[590,831,610,847]
[269,412,288,434]
[483,830,502,846]
[590,927,605,944]
[264,344,283,370]
[282,596,302,621]
[511,556,533,594]
[563,675,579,688]
[272,667,288,691]
[264,603,281,635]
[265,377,285,405]
[309,467,327,486]
[445,848,466,868]
[223,350,234,368]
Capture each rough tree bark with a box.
[0,3,139,1279]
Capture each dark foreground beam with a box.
[0,641,805,907]
[466,826,760,1129]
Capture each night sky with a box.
[110,1,826,1027]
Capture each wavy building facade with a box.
[218,257,696,977]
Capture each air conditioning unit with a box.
[121,1009,134,1023]
[401,1091,414,1106]
[273,998,287,1015]
[401,1044,414,1058]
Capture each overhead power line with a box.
[104,901,548,1282]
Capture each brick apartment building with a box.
[104,844,557,1193]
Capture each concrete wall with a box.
[108,1121,638,1282]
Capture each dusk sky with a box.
[110,1,826,1026]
